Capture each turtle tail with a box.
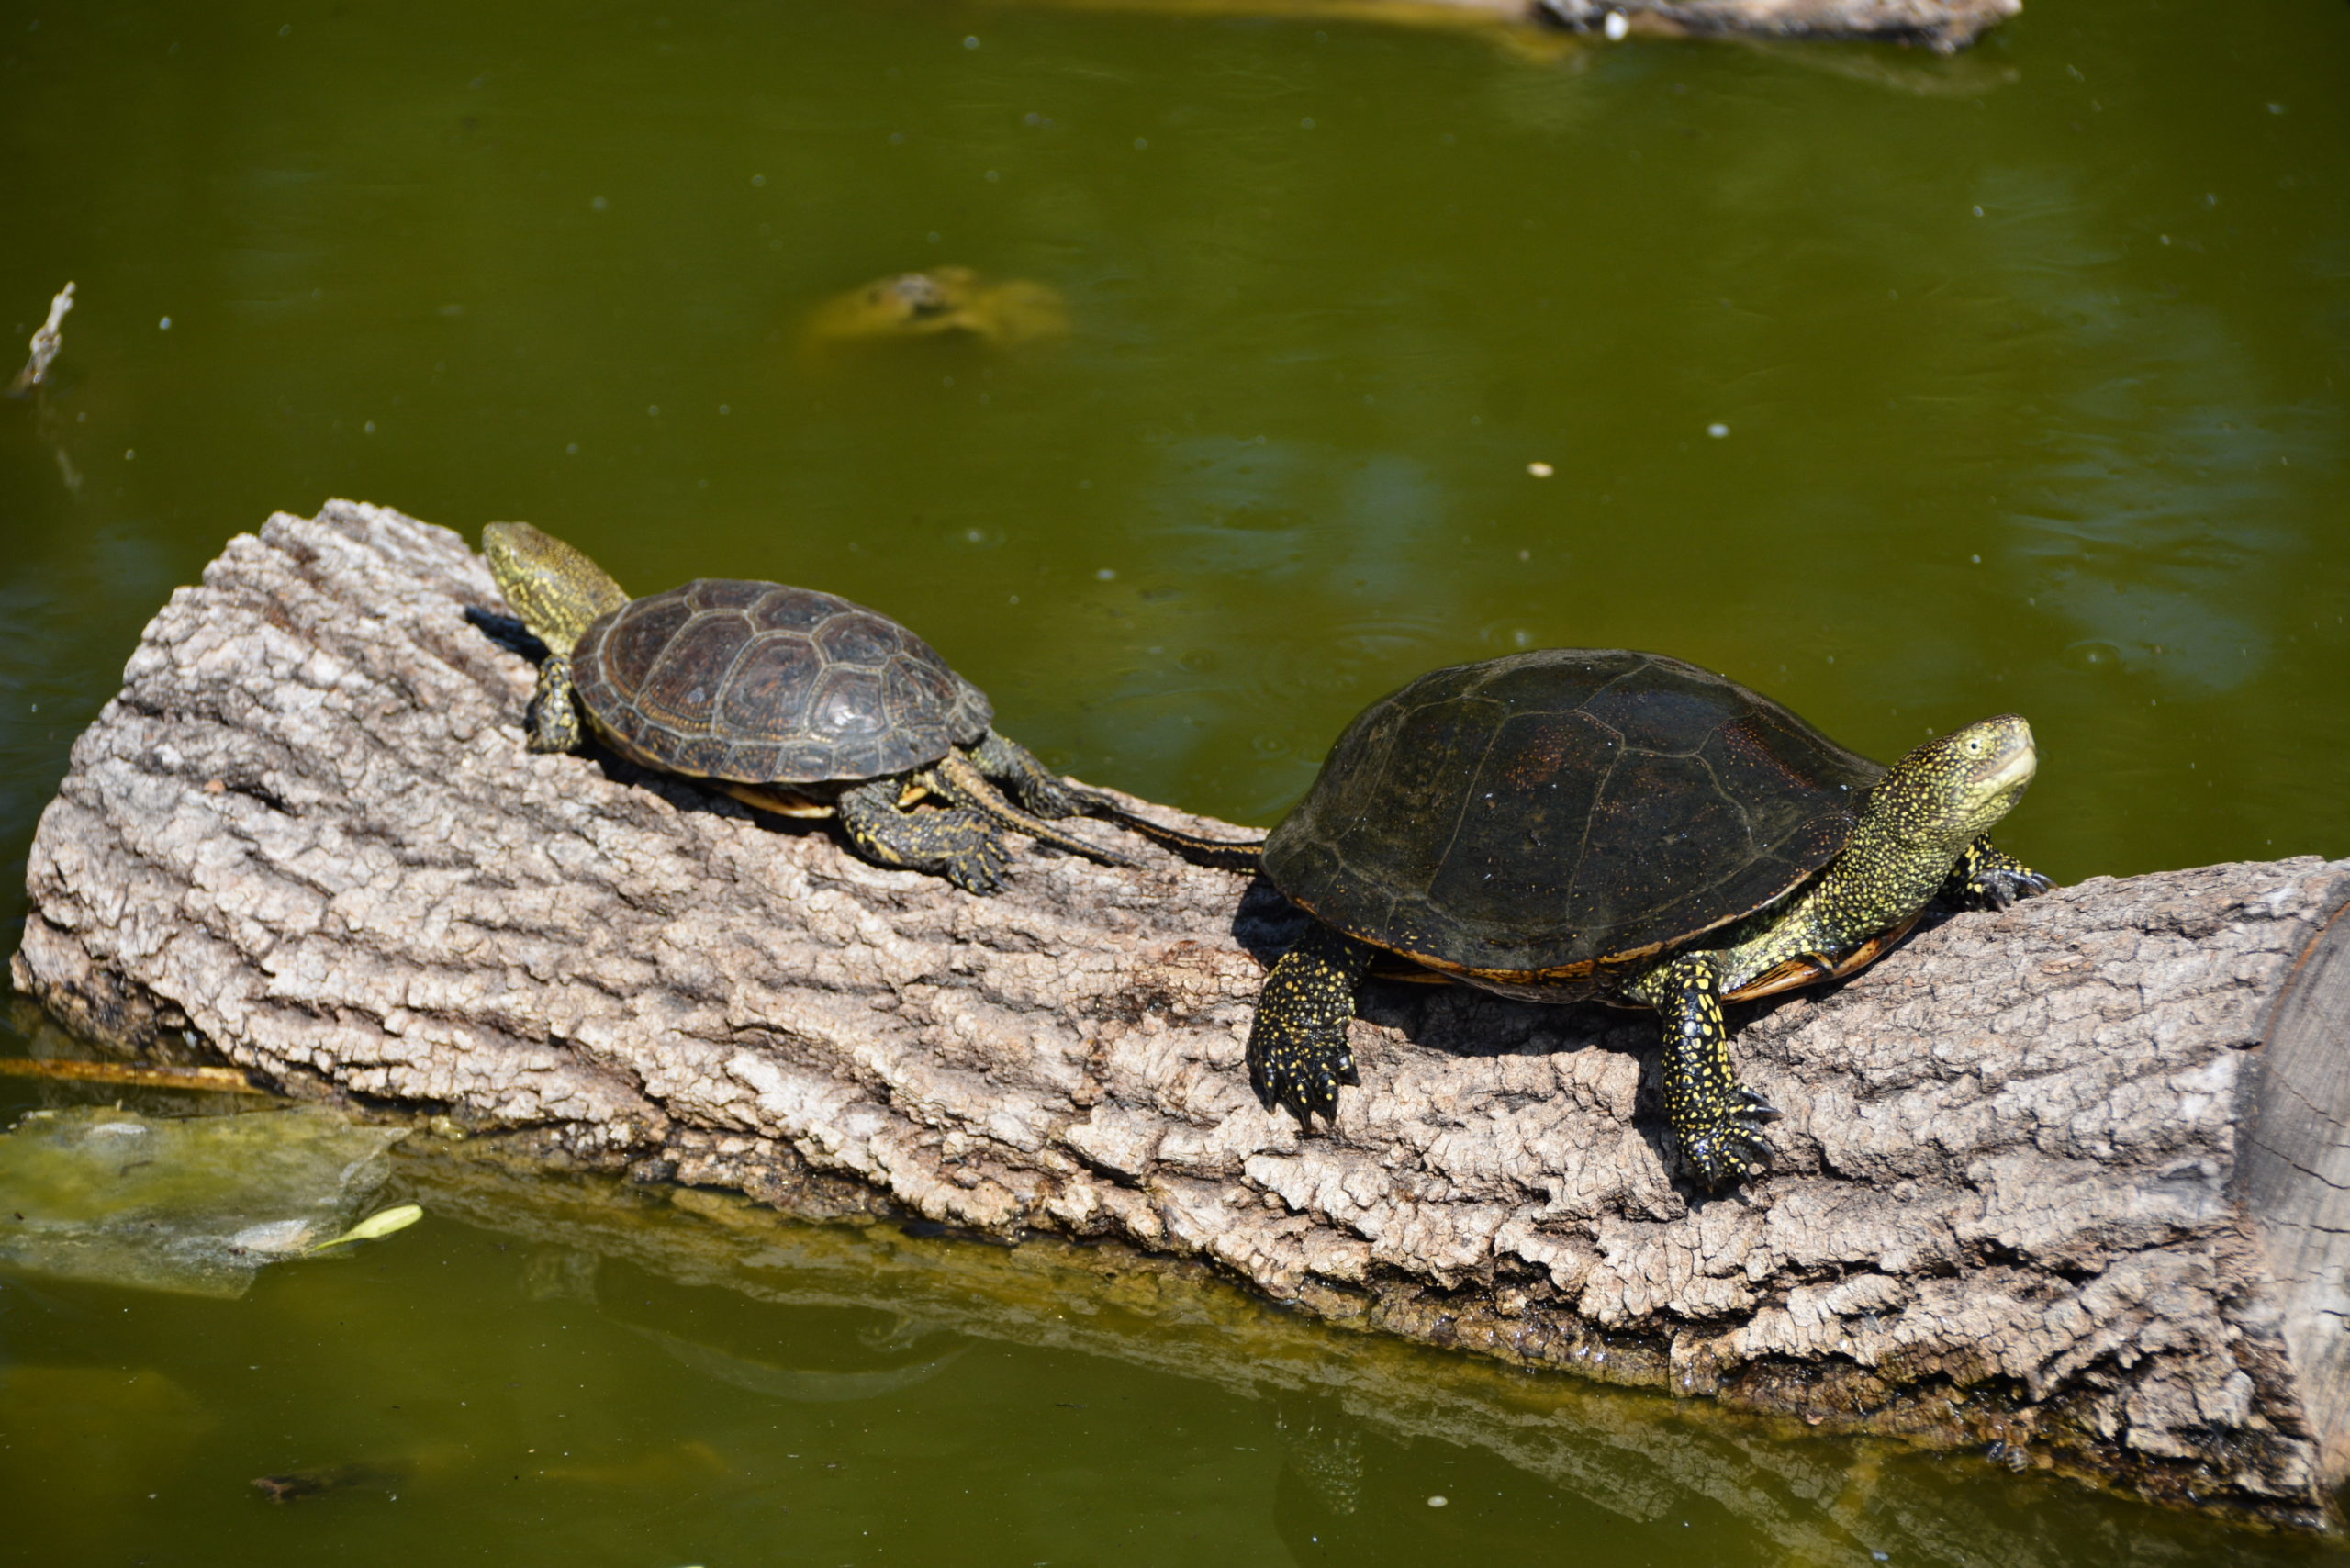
[1080,800,1264,872]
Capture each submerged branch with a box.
[9,281,73,396]
[0,1056,272,1093]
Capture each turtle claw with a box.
[1247,926,1373,1130]
[939,832,1012,896]
[1678,1085,1778,1188]
[1249,1025,1356,1128]
[1967,867,2052,911]
[1951,840,2053,913]
[1683,1120,1773,1189]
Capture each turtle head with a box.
[482,521,630,658]
[1868,714,2037,849]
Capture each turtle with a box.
[481,521,1144,893]
[802,266,1069,352]
[1245,648,2052,1185]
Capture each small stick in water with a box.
[0,1055,273,1093]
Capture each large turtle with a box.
[483,521,1141,893]
[1248,649,2051,1185]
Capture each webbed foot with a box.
[1947,836,2053,911]
[1250,1018,1358,1126]
[968,730,1092,820]
[524,655,583,754]
[931,819,1013,895]
[1681,1087,1778,1188]
[836,778,1013,895]
[1247,924,1373,1126]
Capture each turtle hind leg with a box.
[524,655,584,754]
[928,749,1139,869]
[1247,923,1373,1126]
[966,730,1091,820]
[1651,953,1774,1188]
[1942,834,2053,911]
[968,730,1264,871]
[836,778,1011,895]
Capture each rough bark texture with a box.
[14,503,2348,1530]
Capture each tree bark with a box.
[13,501,2347,1530]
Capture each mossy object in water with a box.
[0,1105,409,1297]
[801,266,1069,352]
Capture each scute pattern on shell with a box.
[1262,649,1888,979]
[571,579,992,783]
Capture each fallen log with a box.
[13,501,2347,1530]
[1001,0,2020,56]
[1528,0,2017,50]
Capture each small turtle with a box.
[483,521,1136,893]
[1248,649,2051,1184]
[802,266,1069,351]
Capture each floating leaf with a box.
[308,1203,423,1254]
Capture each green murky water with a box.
[2,1,2346,1562]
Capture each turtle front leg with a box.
[1650,953,1775,1188]
[836,778,1011,895]
[1942,835,2053,911]
[1247,923,1374,1127]
[524,655,584,754]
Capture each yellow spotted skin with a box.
[1248,712,2051,1186]
[1247,924,1372,1125]
[1946,837,2048,909]
[1656,962,1774,1184]
[482,522,628,658]
[1620,717,2045,1184]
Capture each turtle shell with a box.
[570,579,992,784]
[1260,649,1887,983]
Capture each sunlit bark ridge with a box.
[15,502,2347,1531]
